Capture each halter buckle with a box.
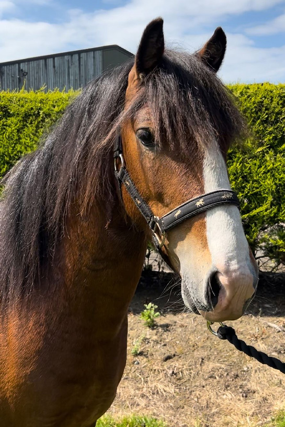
[114,153,125,173]
[150,217,166,249]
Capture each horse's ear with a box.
[197,27,226,73]
[135,18,164,78]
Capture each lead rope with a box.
[207,322,285,374]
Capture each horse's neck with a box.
[0,202,146,422]
[55,201,147,338]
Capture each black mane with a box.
[0,49,244,304]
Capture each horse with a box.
[0,18,258,427]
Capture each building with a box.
[0,45,134,91]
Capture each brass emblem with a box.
[174,209,181,218]
[222,192,233,200]
[196,198,204,207]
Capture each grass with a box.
[265,411,285,427]
[96,411,285,427]
[140,303,160,328]
[97,415,167,426]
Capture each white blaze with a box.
[203,144,249,271]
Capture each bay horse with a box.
[0,18,258,427]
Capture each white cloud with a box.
[0,20,64,61]
[14,0,53,4]
[0,1,15,17]
[0,0,284,83]
[247,13,285,35]
[220,33,285,83]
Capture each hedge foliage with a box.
[228,84,285,269]
[0,84,284,269]
[0,88,77,178]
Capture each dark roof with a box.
[0,44,134,66]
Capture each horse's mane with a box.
[0,49,245,304]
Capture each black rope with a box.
[217,325,285,374]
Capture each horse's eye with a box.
[136,128,155,148]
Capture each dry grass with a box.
[106,272,285,427]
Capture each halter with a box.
[115,142,284,379]
[114,136,240,256]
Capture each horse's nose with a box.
[206,271,222,309]
[204,265,258,322]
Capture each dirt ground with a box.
[106,269,285,427]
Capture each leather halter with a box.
[114,136,240,256]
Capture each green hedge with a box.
[228,84,285,269]
[0,84,284,269]
[0,88,77,178]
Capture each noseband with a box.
[114,136,240,255]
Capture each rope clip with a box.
[207,321,225,337]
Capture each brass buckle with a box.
[151,217,166,249]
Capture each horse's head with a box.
[119,18,258,322]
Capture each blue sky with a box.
[0,0,285,83]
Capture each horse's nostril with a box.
[207,271,221,309]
